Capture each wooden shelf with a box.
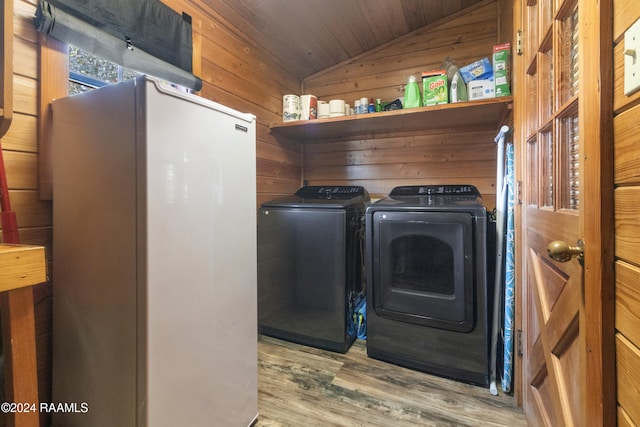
[0,244,47,292]
[270,97,513,140]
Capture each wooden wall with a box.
[3,3,52,426]
[2,0,301,424]
[155,0,304,207]
[300,0,506,206]
[613,2,640,425]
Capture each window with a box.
[68,46,140,94]
[68,46,194,95]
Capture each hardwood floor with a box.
[255,335,527,427]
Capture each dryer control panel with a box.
[390,185,480,197]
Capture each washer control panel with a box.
[295,186,368,200]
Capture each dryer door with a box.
[371,211,475,332]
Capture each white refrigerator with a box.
[51,76,258,427]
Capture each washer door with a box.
[371,211,475,332]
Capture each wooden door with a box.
[514,0,615,425]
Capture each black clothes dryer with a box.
[365,185,491,386]
[258,186,369,353]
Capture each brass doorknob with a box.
[547,239,584,264]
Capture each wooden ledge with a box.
[0,244,47,292]
[270,97,513,140]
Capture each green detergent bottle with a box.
[403,75,421,109]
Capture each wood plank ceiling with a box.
[200,0,485,79]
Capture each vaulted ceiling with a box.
[202,0,485,79]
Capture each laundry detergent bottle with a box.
[403,75,421,109]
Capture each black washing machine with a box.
[257,186,369,353]
[365,185,491,386]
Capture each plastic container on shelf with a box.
[360,97,369,114]
[443,57,468,103]
[403,75,421,109]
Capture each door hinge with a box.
[516,30,523,55]
[516,180,523,205]
[517,329,523,356]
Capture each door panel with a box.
[520,0,582,420]
[530,246,580,419]
[515,0,614,425]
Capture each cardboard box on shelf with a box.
[468,79,495,100]
[421,70,448,106]
[459,57,493,84]
[493,43,511,97]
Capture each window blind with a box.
[34,0,202,91]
